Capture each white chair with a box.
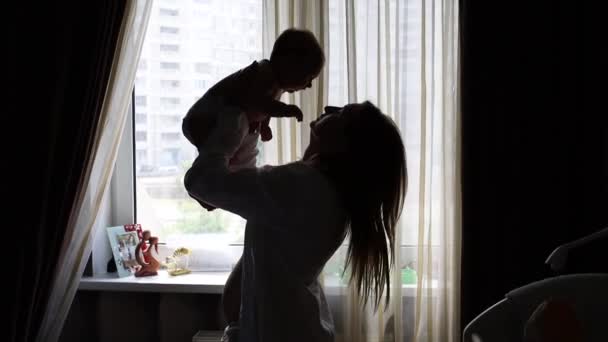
[545,227,608,273]
[463,273,608,342]
[463,227,608,342]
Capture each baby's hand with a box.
[260,117,272,142]
[266,104,303,122]
[283,104,303,122]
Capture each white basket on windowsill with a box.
[167,247,192,276]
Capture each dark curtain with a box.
[460,0,608,331]
[8,2,127,341]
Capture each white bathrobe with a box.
[184,106,347,342]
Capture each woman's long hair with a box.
[321,101,407,310]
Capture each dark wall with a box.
[9,2,127,341]
[60,291,224,342]
[460,0,608,328]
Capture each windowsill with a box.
[79,270,230,294]
[80,271,436,297]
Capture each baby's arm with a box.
[237,60,303,120]
[247,98,303,141]
[253,98,303,121]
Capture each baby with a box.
[182,27,325,149]
[182,28,325,214]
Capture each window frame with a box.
[111,90,137,226]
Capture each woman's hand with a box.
[246,113,264,136]
[324,105,343,114]
[245,115,272,141]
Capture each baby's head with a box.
[270,28,325,92]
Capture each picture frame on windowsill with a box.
[106,224,143,278]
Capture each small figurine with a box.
[134,230,160,277]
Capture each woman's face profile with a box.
[306,104,361,158]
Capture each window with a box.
[138,59,147,70]
[231,19,242,31]
[135,113,147,124]
[159,8,179,16]
[135,77,146,87]
[136,150,147,164]
[194,79,207,89]
[160,97,180,105]
[160,26,179,34]
[160,44,179,52]
[195,62,211,74]
[160,148,179,167]
[128,0,262,261]
[218,65,236,78]
[215,49,232,61]
[161,80,181,89]
[161,132,181,141]
[160,62,180,71]
[234,51,249,64]
[160,115,182,126]
[135,131,147,142]
[135,96,147,106]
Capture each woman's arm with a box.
[222,257,242,324]
[183,106,285,223]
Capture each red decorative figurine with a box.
[135,230,161,277]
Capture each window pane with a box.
[161,79,181,89]
[160,26,179,34]
[134,0,263,252]
[135,113,147,124]
[138,59,147,70]
[160,44,180,53]
[160,8,179,16]
[160,62,180,71]
[135,96,147,106]
[195,79,208,90]
[195,62,211,74]
[135,131,147,141]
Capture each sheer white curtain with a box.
[263,0,460,341]
[35,2,153,341]
[260,0,328,165]
[327,1,461,341]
